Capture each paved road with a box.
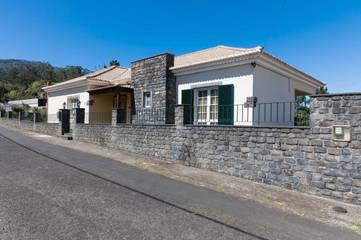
[0,126,359,240]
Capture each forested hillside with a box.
[0,59,89,102]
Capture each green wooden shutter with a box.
[182,89,193,124]
[218,84,234,125]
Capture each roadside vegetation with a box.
[295,86,328,126]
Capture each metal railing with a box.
[132,107,166,124]
[0,111,59,124]
[184,102,309,126]
[88,112,112,124]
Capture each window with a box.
[67,96,80,109]
[197,90,208,124]
[210,89,218,124]
[143,91,151,108]
[196,88,218,125]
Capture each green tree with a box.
[0,60,88,102]
[6,89,21,101]
[294,85,329,126]
[24,80,47,98]
[316,86,329,94]
[109,60,120,66]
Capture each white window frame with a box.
[194,87,218,125]
[67,96,80,109]
[142,91,152,108]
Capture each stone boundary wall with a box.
[0,119,60,137]
[74,122,361,204]
[73,94,361,204]
[1,93,361,204]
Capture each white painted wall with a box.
[176,64,254,125]
[252,65,295,125]
[47,86,90,123]
[253,65,318,126]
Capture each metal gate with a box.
[59,109,70,135]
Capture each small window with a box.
[67,96,80,109]
[143,91,151,108]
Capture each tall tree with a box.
[0,60,89,101]
[109,60,120,66]
[316,86,329,95]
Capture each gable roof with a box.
[43,65,131,92]
[172,45,325,88]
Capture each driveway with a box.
[0,126,359,240]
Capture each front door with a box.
[118,95,127,109]
[114,94,127,123]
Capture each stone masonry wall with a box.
[2,93,361,204]
[309,94,361,201]
[74,119,360,204]
[0,118,60,137]
[131,53,176,124]
[73,94,361,204]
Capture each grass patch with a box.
[352,222,361,228]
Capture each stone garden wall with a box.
[73,93,361,204]
[1,93,361,204]
[0,118,60,137]
[73,122,360,204]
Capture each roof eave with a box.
[171,52,260,76]
[170,51,325,89]
[43,79,110,93]
[258,52,325,88]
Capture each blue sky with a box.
[1,0,361,93]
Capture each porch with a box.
[87,86,133,124]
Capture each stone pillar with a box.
[112,109,118,126]
[70,108,85,132]
[309,93,361,202]
[310,93,361,128]
[57,110,64,135]
[70,109,76,133]
[175,104,185,126]
[33,112,36,131]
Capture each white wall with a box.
[252,65,295,125]
[176,64,254,125]
[47,86,89,123]
[253,65,295,103]
[253,65,318,126]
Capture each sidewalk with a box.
[2,123,361,235]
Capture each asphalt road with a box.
[0,126,359,240]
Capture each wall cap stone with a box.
[310,92,361,98]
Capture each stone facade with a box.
[131,53,176,124]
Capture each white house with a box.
[43,45,325,126]
[43,65,131,123]
[172,45,325,125]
